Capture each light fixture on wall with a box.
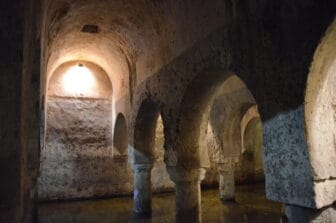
[61,63,96,96]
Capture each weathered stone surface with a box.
[2,0,336,221]
[167,167,206,223]
[264,106,315,208]
[314,180,336,209]
[40,101,221,200]
[132,163,153,216]
[218,161,235,200]
[39,97,119,200]
[305,19,336,209]
[152,115,175,190]
[285,204,336,223]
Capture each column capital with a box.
[166,166,206,183]
[131,163,153,172]
[217,156,239,164]
[217,157,237,173]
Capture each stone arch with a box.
[170,71,264,220]
[240,105,261,153]
[43,60,114,155]
[218,102,256,161]
[132,101,173,188]
[133,98,161,164]
[175,71,233,169]
[243,117,262,155]
[305,19,336,208]
[199,75,261,200]
[176,71,259,169]
[131,98,175,215]
[46,60,113,97]
[38,60,114,200]
[113,113,128,156]
[151,114,175,191]
[240,113,264,183]
[154,114,165,161]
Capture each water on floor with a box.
[38,184,284,223]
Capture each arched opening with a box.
[175,72,282,222]
[203,77,268,200]
[133,99,160,164]
[131,98,160,216]
[38,61,115,200]
[237,105,264,183]
[113,113,128,156]
[240,116,264,182]
[152,114,174,191]
[131,99,174,216]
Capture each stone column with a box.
[167,167,206,223]
[132,163,153,216]
[218,157,236,201]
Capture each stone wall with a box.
[0,0,42,222]
[38,62,126,200]
[38,97,128,200]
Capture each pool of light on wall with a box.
[61,64,96,96]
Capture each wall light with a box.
[62,64,96,96]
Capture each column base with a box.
[285,204,336,223]
[132,210,152,218]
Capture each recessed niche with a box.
[81,24,100,33]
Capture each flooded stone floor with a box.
[38,184,284,223]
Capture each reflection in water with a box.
[38,184,283,223]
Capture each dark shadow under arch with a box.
[176,71,260,169]
[133,99,161,164]
[176,70,233,168]
[113,113,128,155]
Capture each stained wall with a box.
[38,62,131,200]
